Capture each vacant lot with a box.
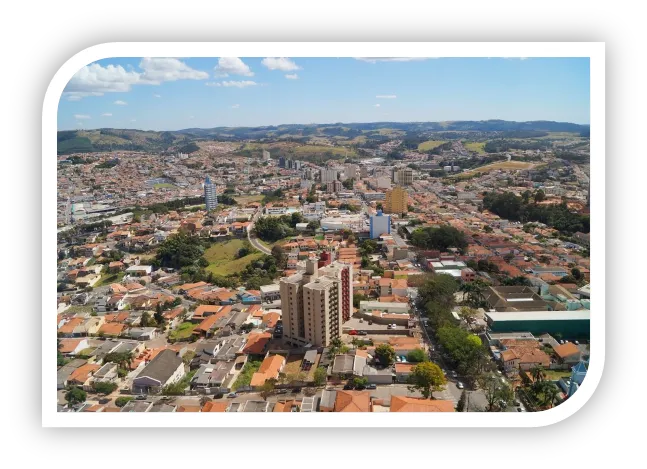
[204,239,263,276]
[169,322,197,341]
[418,140,447,151]
[464,141,486,154]
[154,183,176,189]
[95,271,126,287]
[234,194,264,206]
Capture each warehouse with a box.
[484,310,590,341]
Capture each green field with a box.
[234,194,264,206]
[464,142,486,154]
[418,140,447,151]
[537,132,582,140]
[292,145,357,157]
[543,370,572,381]
[204,239,263,276]
[169,322,197,341]
[154,183,176,189]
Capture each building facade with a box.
[369,211,391,239]
[384,186,408,214]
[321,169,338,183]
[204,176,218,212]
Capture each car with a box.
[456,381,464,389]
[214,393,224,399]
[449,370,458,378]
[498,400,507,409]
[98,398,111,404]
[343,384,354,390]
[391,324,397,329]
[366,384,377,390]
[400,356,407,363]
[387,324,393,330]
[136,395,147,400]
[276,389,289,394]
[396,356,402,362]
[349,330,358,335]
[368,321,373,325]
[516,407,523,412]
[292,387,302,393]
[358,331,368,336]
[513,400,521,407]
[227,392,237,398]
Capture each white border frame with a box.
[43,42,604,427]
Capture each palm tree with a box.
[542,383,560,408]
[530,365,545,384]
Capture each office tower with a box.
[385,186,408,214]
[320,169,338,183]
[278,156,286,168]
[204,176,218,212]
[279,260,352,347]
[370,210,391,239]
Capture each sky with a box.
[58,57,590,131]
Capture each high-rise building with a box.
[204,176,218,212]
[263,149,271,160]
[370,210,391,239]
[278,156,286,168]
[384,186,408,214]
[394,168,413,186]
[320,169,338,183]
[327,180,343,193]
[359,166,368,178]
[280,260,353,347]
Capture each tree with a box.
[540,381,560,408]
[483,225,493,233]
[352,376,368,388]
[271,245,287,268]
[115,396,133,407]
[407,362,446,399]
[140,311,153,327]
[374,343,396,366]
[456,389,467,412]
[571,267,583,280]
[327,337,344,359]
[407,348,429,363]
[200,395,212,408]
[313,367,327,387]
[65,386,87,406]
[342,178,354,190]
[410,225,468,253]
[104,351,133,371]
[457,306,478,325]
[530,365,546,383]
[154,303,165,327]
[92,381,118,395]
[478,373,512,411]
[460,280,487,308]
[352,293,367,308]
[533,189,546,204]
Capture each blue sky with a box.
[58,57,590,131]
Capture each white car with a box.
[456,381,464,389]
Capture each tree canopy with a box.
[410,225,468,253]
[374,343,396,366]
[407,362,446,399]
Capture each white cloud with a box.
[130,119,137,122]
[189,115,194,119]
[231,104,240,109]
[376,95,397,99]
[138,57,209,83]
[62,59,208,100]
[261,57,301,72]
[285,74,299,80]
[74,114,91,119]
[206,80,258,88]
[101,113,112,117]
[114,100,127,105]
[355,57,432,63]
[214,57,254,77]
[373,104,381,107]
[153,94,161,98]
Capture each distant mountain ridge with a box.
[57,120,589,155]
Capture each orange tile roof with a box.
[394,363,415,373]
[243,332,272,355]
[194,304,224,318]
[262,312,281,329]
[201,401,228,412]
[334,390,371,412]
[390,396,455,412]
[58,317,84,334]
[68,363,100,384]
[58,338,84,354]
[273,400,300,412]
[553,342,581,359]
[99,323,126,336]
[251,355,285,387]
[177,405,201,412]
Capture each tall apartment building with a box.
[327,180,343,193]
[280,260,353,347]
[359,166,368,179]
[384,186,408,214]
[393,168,413,186]
[263,149,271,160]
[320,169,338,183]
[370,210,391,239]
[204,176,218,212]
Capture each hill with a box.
[57,120,589,155]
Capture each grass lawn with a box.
[314,234,325,241]
[231,360,262,391]
[154,183,176,189]
[204,239,263,276]
[64,305,94,314]
[456,160,537,178]
[95,271,126,287]
[464,141,487,154]
[418,140,447,151]
[543,370,571,381]
[169,322,197,341]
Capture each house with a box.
[106,295,126,311]
[250,355,286,387]
[500,348,550,371]
[98,322,126,337]
[553,342,582,366]
[125,265,153,277]
[132,349,185,394]
[58,338,89,356]
[176,405,202,412]
[192,361,235,390]
[67,363,101,390]
[121,401,154,412]
[201,401,228,412]
[361,365,394,385]
[331,353,367,378]
[390,396,455,412]
[127,327,157,340]
[91,362,119,383]
[243,332,272,356]
[395,363,415,383]
[260,284,281,302]
[57,359,87,390]
[320,390,372,412]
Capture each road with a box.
[247,210,272,255]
